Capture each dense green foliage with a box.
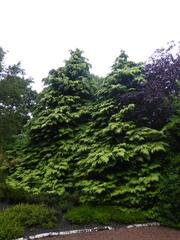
[0,47,37,202]
[3,44,180,228]
[8,49,93,195]
[0,204,58,240]
[65,206,153,224]
[157,115,180,228]
[0,49,37,149]
[72,52,168,206]
[8,49,169,207]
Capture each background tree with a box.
[0,47,37,195]
[0,48,37,150]
[0,47,5,75]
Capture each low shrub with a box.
[65,206,152,224]
[0,204,58,240]
[112,208,149,224]
[0,219,24,240]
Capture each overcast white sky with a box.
[0,0,180,91]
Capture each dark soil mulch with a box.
[25,215,124,237]
[0,202,10,211]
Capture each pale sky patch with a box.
[0,0,179,91]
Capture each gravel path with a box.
[41,227,180,240]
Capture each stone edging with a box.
[15,222,160,240]
[126,222,160,228]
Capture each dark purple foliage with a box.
[120,42,180,129]
[144,41,180,97]
[142,41,180,128]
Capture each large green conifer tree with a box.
[73,51,168,207]
[9,49,93,195]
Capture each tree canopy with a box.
[0,48,37,149]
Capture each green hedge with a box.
[0,204,58,240]
[65,206,153,224]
